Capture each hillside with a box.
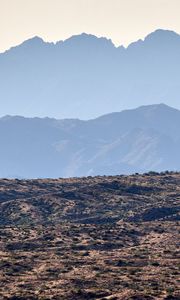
[0,29,180,119]
[0,172,179,299]
[0,104,180,178]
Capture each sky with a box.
[0,0,180,52]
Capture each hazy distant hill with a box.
[0,104,180,178]
[0,29,180,119]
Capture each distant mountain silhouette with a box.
[0,104,179,178]
[0,29,180,119]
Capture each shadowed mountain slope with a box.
[0,104,179,178]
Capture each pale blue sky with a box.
[0,0,180,52]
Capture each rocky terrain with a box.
[0,172,179,299]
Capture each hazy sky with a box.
[0,0,180,52]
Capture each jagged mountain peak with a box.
[127,29,180,51]
[2,36,53,55]
[59,32,116,50]
[23,35,45,43]
[145,29,180,42]
[0,29,180,119]
[2,29,180,54]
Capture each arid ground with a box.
[0,172,179,299]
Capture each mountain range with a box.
[0,29,180,119]
[0,103,180,178]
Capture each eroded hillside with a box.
[0,172,179,299]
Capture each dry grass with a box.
[0,172,179,299]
